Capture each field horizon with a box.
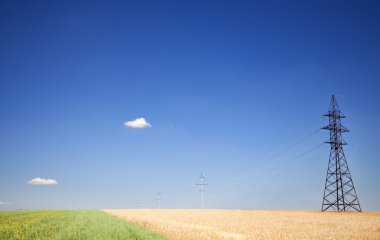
[1,208,379,239]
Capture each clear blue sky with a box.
[1,0,379,211]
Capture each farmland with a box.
[104,209,380,240]
[0,210,166,240]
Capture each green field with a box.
[0,210,167,240]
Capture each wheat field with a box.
[104,209,380,240]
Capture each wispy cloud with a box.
[28,177,58,185]
[0,201,12,205]
[124,117,151,128]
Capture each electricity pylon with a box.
[156,192,162,209]
[197,173,207,209]
[321,95,361,212]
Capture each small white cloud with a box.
[28,177,58,185]
[0,201,12,205]
[124,117,151,128]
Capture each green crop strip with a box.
[0,210,167,240]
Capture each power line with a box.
[209,130,322,192]
[226,152,325,194]
[181,119,324,204]
[210,127,322,187]
[208,142,324,194]
[211,117,323,184]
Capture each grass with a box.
[0,210,167,240]
[105,209,380,240]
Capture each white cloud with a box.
[124,118,151,128]
[28,177,58,185]
[0,201,12,205]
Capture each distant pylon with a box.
[197,173,208,209]
[156,192,162,209]
[321,95,361,212]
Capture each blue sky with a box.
[0,0,379,211]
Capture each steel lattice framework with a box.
[321,95,361,212]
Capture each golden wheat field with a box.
[104,209,380,240]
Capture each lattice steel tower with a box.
[321,95,361,212]
[197,173,207,209]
